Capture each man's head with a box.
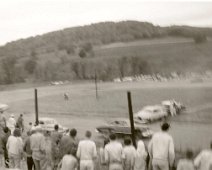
[185,149,193,159]
[85,130,92,138]
[210,141,212,149]
[54,124,59,131]
[161,122,170,131]
[3,127,10,133]
[13,128,21,137]
[20,114,23,117]
[27,130,32,136]
[109,133,116,141]
[70,128,77,138]
[124,138,132,146]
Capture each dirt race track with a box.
[0,80,212,169]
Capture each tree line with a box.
[0,20,211,84]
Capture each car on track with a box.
[134,100,186,123]
[134,105,168,123]
[95,118,153,139]
[38,117,68,134]
[0,103,9,112]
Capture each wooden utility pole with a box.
[127,91,136,148]
[95,70,98,99]
[35,88,39,125]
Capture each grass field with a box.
[94,37,212,73]
[1,80,212,163]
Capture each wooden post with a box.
[95,70,98,99]
[127,91,136,148]
[35,88,39,125]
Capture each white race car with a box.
[38,117,68,134]
[134,105,168,123]
[0,103,9,112]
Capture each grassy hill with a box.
[0,21,212,84]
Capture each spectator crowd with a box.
[0,110,212,170]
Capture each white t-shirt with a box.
[7,136,23,155]
[105,141,125,164]
[148,131,175,165]
[61,155,78,170]
[177,159,195,170]
[194,150,212,170]
[76,139,97,161]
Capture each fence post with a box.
[127,91,136,148]
[35,88,39,125]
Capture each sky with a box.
[0,0,212,45]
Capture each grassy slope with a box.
[94,37,212,73]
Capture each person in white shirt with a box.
[6,128,23,169]
[77,130,97,170]
[30,126,46,170]
[177,149,195,170]
[134,140,147,170]
[58,147,78,170]
[7,114,16,134]
[148,122,175,170]
[105,133,125,170]
[194,142,212,170]
[123,138,136,170]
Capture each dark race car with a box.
[95,118,154,139]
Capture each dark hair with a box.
[161,122,170,131]
[104,138,110,147]
[124,138,131,145]
[13,128,21,137]
[20,114,23,117]
[54,124,59,130]
[109,133,116,140]
[70,128,77,137]
[27,131,31,136]
[85,131,92,138]
[186,149,193,159]
[210,142,212,149]
[3,127,10,133]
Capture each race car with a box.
[0,103,9,112]
[134,105,168,123]
[38,117,68,134]
[95,118,154,139]
[134,100,186,123]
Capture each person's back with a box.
[177,150,195,170]
[123,139,136,170]
[151,131,173,160]
[59,128,78,159]
[77,131,97,170]
[105,134,124,170]
[105,140,124,163]
[148,123,175,170]
[177,159,194,170]
[77,139,97,160]
[7,135,23,155]
[134,140,147,170]
[61,154,78,170]
[30,131,45,160]
[51,130,62,144]
[194,149,212,170]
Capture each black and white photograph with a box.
[0,0,212,169]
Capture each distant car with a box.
[134,105,168,123]
[95,119,153,139]
[0,103,9,112]
[38,117,68,134]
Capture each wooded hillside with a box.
[0,21,212,84]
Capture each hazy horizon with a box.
[1,0,212,46]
